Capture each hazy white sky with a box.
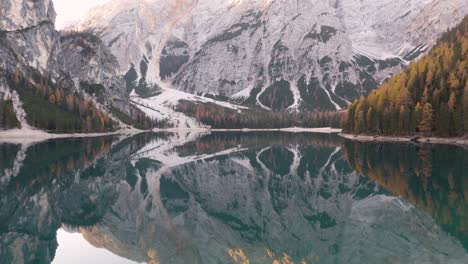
[53,0,111,29]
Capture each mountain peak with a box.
[0,0,56,32]
[74,0,465,111]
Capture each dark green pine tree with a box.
[463,81,468,133]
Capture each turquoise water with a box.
[0,132,466,264]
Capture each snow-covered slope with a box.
[76,0,468,111]
[130,87,247,128]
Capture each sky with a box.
[53,229,137,264]
[53,0,111,29]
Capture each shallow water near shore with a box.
[0,132,466,264]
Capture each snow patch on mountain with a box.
[130,87,247,128]
[0,82,31,130]
[74,0,467,112]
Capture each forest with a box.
[0,66,165,132]
[0,98,19,130]
[342,16,468,137]
[0,68,116,133]
[177,100,343,129]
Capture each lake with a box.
[0,132,467,264]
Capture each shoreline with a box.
[4,128,467,147]
[153,127,343,133]
[339,133,468,146]
[0,127,342,145]
[0,128,142,145]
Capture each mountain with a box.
[0,0,250,131]
[60,31,130,113]
[1,0,466,132]
[0,0,163,132]
[0,0,61,77]
[76,0,467,111]
[342,16,468,137]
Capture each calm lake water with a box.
[0,132,467,264]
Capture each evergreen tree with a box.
[447,91,459,135]
[0,99,20,129]
[437,103,450,136]
[399,106,410,135]
[419,103,434,136]
[342,16,468,137]
[353,97,367,133]
[412,103,422,133]
[463,80,468,133]
[366,107,377,132]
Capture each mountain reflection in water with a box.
[0,132,466,264]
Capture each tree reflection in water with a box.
[0,132,466,264]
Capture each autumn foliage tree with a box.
[342,16,468,137]
[2,68,115,133]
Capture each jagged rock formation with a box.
[60,31,130,113]
[0,0,131,127]
[0,0,61,78]
[76,0,467,111]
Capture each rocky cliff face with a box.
[77,0,467,111]
[0,0,131,119]
[0,0,61,78]
[60,32,130,113]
